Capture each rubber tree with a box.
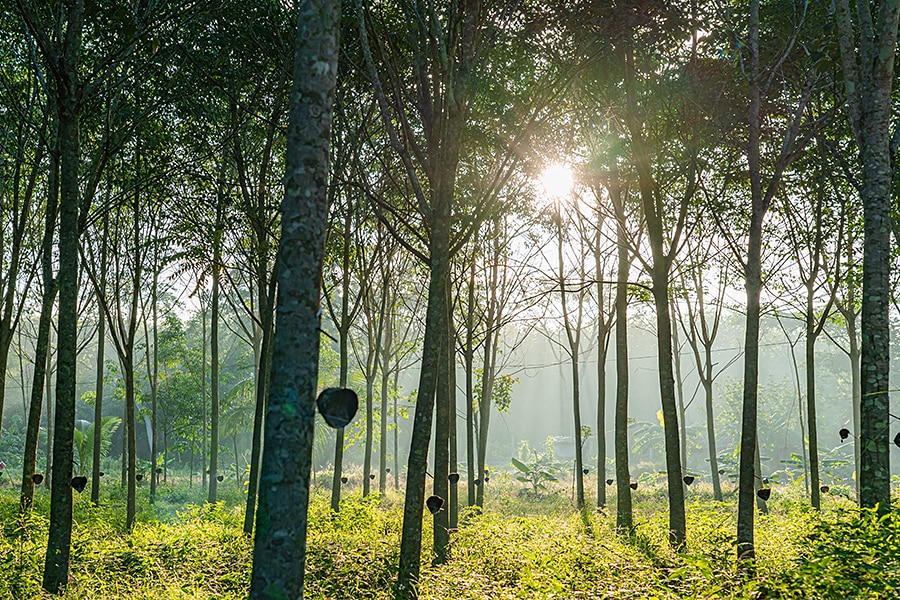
[778,155,845,510]
[355,1,502,591]
[833,0,900,511]
[675,251,730,502]
[735,0,821,561]
[14,0,86,590]
[247,0,339,596]
[592,217,615,510]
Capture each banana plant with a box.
[511,453,558,496]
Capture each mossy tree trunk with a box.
[833,0,900,512]
[247,1,339,596]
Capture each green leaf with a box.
[511,457,531,473]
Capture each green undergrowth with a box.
[1,480,899,598]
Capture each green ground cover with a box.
[1,478,898,599]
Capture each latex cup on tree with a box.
[317,387,359,428]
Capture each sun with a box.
[539,163,574,199]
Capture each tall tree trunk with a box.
[558,215,585,510]
[595,230,608,509]
[475,249,499,508]
[207,244,221,505]
[833,0,900,512]
[672,306,687,473]
[91,215,108,504]
[737,0,764,562]
[46,348,54,490]
[848,313,861,498]
[21,140,58,512]
[703,348,722,501]
[363,369,374,496]
[378,275,392,494]
[378,283,392,495]
[805,284,820,509]
[248,3,338,595]
[613,174,632,534]
[650,280,685,547]
[448,314,459,529]
[331,207,353,512]
[624,45,686,546]
[397,198,451,598]
[464,249,477,506]
[201,305,207,491]
[433,280,451,564]
[43,7,83,584]
[124,358,137,530]
[149,259,159,503]
[243,266,276,534]
[393,368,400,491]
[120,411,128,487]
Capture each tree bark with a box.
[42,0,84,587]
[433,277,451,563]
[624,43,686,548]
[464,252,477,507]
[248,1,339,596]
[612,168,632,534]
[330,207,353,512]
[91,219,108,505]
[207,230,221,505]
[805,283,820,509]
[21,132,58,513]
[595,228,609,509]
[243,265,276,534]
[124,358,137,530]
[833,0,900,513]
[397,211,451,596]
[378,275,393,495]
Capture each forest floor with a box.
[1,475,899,599]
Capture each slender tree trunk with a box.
[805,286,820,509]
[703,351,722,501]
[558,217,585,510]
[448,313,458,529]
[624,43,685,548]
[613,180,632,534]
[737,0,763,563]
[363,370,374,496]
[475,251,499,508]
[149,264,159,502]
[201,306,207,491]
[91,216,108,505]
[331,208,353,512]
[120,407,127,487]
[433,282,451,564]
[43,22,83,586]
[207,248,221,505]
[92,316,106,502]
[379,285,392,495]
[672,308,687,473]
[397,197,451,598]
[465,251,477,506]
[848,315,861,498]
[595,231,608,509]
[124,359,137,530]
[393,368,400,491]
[243,270,276,534]
[21,144,58,512]
[651,280,686,547]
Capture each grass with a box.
[0,475,897,598]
